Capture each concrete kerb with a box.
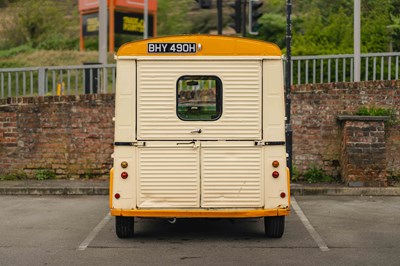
[290,186,400,196]
[0,180,400,196]
[0,180,109,196]
[0,187,109,196]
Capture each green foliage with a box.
[257,13,286,48]
[157,0,193,35]
[303,165,333,183]
[1,0,400,60]
[35,169,56,181]
[36,34,79,51]
[356,106,397,125]
[81,172,95,180]
[0,44,34,58]
[356,106,394,116]
[258,0,399,54]
[291,165,300,182]
[0,0,78,50]
[0,171,27,181]
[388,173,400,186]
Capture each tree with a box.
[0,0,78,50]
[361,0,392,52]
[157,0,193,35]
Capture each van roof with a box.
[117,35,282,57]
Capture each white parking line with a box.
[291,197,330,252]
[78,212,112,251]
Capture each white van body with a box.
[110,35,290,238]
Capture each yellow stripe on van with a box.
[117,35,282,57]
[110,208,290,218]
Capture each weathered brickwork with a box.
[0,94,115,179]
[0,80,399,180]
[339,119,387,186]
[292,80,400,179]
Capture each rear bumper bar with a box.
[110,208,290,218]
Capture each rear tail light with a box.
[272,160,280,168]
[272,171,279,178]
[121,172,128,179]
[115,193,121,199]
[280,192,286,198]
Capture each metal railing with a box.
[0,64,116,98]
[288,52,400,85]
[1,52,400,98]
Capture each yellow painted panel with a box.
[109,168,114,209]
[117,35,281,57]
[110,208,290,218]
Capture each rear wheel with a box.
[116,216,135,238]
[264,216,285,238]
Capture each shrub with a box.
[302,165,333,183]
[356,106,397,126]
[35,169,56,181]
[0,171,28,181]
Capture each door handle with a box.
[190,129,202,134]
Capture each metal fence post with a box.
[38,67,45,96]
[354,0,361,82]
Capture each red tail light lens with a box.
[115,193,120,199]
[272,171,279,178]
[280,192,286,198]
[121,172,128,179]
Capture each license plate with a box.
[148,43,197,54]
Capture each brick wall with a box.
[292,80,400,178]
[0,94,114,179]
[1,80,399,180]
[339,117,388,186]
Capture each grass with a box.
[0,46,115,69]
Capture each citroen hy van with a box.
[110,35,290,238]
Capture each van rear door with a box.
[136,59,263,208]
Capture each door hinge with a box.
[255,141,286,146]
[114,141,146,147]
[133,141,146,147]
[255,141,265,146]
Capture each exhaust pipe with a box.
[167,218,177,224]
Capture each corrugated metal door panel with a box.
[263,60,286,141]
[201,142,264,208]
[137,60,261,140]
[137,143,200,208]
[115,60,136,141]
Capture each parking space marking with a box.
[291,197,330,252]
[78,212,112,251]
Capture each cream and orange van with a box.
[110,35,290,238]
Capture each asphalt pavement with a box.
[1,195,400,265]
[0,179,399,196]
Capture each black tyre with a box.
[264,216,285,238]
[116,216,135,238]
